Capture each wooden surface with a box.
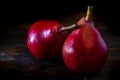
[0,13,120,80]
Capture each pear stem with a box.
[60,24,77,31]
[85,6,93,21]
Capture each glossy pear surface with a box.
[62,17,108,74]
[27,20,69,60]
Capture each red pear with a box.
[27,20,76,60]
[62,6,108,74]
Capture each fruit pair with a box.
[27,6,108,74]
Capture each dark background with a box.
[0,0,119,34]
[0,1,120,80]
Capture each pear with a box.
[62,6,108,74]
[27,19,77,60]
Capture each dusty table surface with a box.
[0,13,120,80]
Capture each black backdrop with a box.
[0,0,119,34]
[1,0,92,26]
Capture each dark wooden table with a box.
[0,13,120,80]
